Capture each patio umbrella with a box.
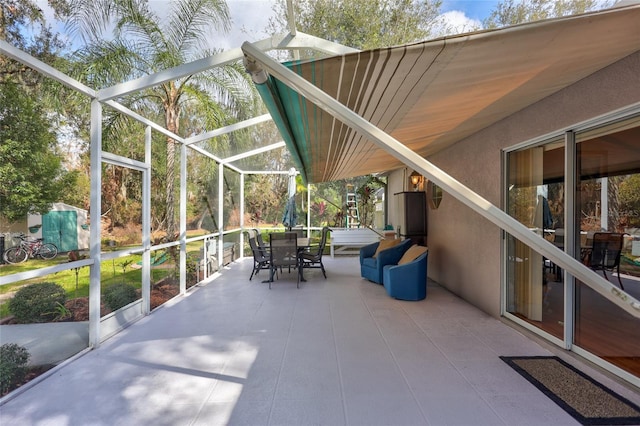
[282,168,297,229]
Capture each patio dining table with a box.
[261,235,312,284]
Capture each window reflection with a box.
[575,118,640,378]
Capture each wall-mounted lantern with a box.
[409,171,423,191]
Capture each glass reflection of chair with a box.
[589,232,625,290]
[267,232,300,288]
[290,227,305,238]
[548,228,564,281]
[300,226,331,279]
[553,228,564,248]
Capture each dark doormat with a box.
[500,356,640,425]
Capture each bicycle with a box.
[3,233,58,264]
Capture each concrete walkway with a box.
[0,322,89,366]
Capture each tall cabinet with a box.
[394,191,427,245]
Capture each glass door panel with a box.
[506,141,565,339]
[575,118,640,377]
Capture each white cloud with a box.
[219,1,277,51]
[434,10,483,36]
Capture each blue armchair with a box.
[360,239,413,284]
[383,249,428,301]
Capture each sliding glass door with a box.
[574,117,640,378]
[504,114,640,382]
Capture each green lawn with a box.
[0,246,204,320]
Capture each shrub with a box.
[186,253,199,287]
[103,283,138,311]
[8,282,67,323]
[0,343,30,395]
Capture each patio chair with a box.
[270,232,299,274]
[300,226,331,279]
[252,228,268,256]
[290,226,305,237]
[360,238,413,284]
[247,232,270,281]
[383,245,429,301]
[268,233,300,288]
[589,232,625,290]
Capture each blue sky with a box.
[36,0,504,51]
[442,0,502,20]
[435,0,502,34]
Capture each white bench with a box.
[330,228,382,257]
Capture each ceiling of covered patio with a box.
[246,4,640,184]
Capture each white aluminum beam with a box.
[142,126,152,314]
[286,0,297,36]
[217,165,224,270]
[184,114,272,146]
[98,33,357,102]
[101,151,148,172]
[222,141,286,164]
[241,41,640,319]
[240,173,246,258]
[180,143,187,294]
[186,143,225,164]
[564,130,576,349]
[98,48,247,101]
[0,259,93,286]
[104,100,184,143]
[89,100,102,346]
[0,40,96,98]
[182,144,243,173]
[221,162,243,174]
[279,31,359,55]
[242,170,292,175]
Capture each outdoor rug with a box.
[501,356,640,425]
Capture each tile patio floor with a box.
[1,255,639,425]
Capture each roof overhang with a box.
[244,4,640,183]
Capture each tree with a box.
[0,1,69,87]
[619,174,640,228]
[483,0,612,28]
[65,0,256,238]
[0,82,74,223]
[267,0,443,51]
[1,0,91,164]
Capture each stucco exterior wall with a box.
[421,52,640,317]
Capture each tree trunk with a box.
[165,136,176,238]
[164,83,180,240]
[608,176,622,232]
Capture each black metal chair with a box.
[267,232,300,288]
[247,232,270,281]
[589,232,625,290]
[252,228,268,256]
[300,226,330,279]
[290,227,305,238]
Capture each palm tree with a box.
[67,0,256,238]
